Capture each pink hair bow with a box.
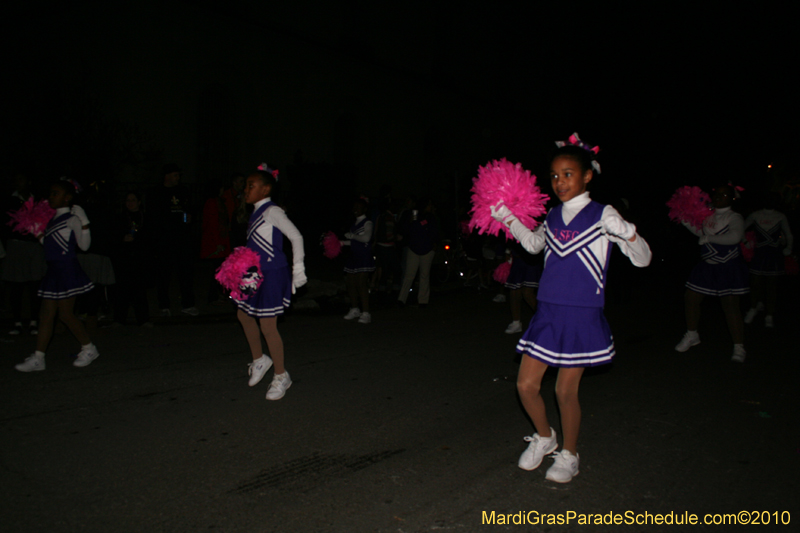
[727,182,744,199]
[555,132,602,174]
[556,132,600,154]
[257,163,279,181]
[60,176,82,193]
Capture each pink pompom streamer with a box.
[215,246,263,300]
[666,186,713,230]
[321,231,342,259]
[6,197,55,237]
[468,159,549,239]
[740,231,756,262]
[493,260,512,284]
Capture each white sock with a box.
[34,350,46,358]
[81,343,94,350]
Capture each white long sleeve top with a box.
[744,208,793,255]
[509,192,652,267]
[253,198,304,270]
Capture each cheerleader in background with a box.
[675,184,749,362]
[15,180,99,371]
[341,198,374,323]
[742,192,793,327]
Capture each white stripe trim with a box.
[685,282,749,296]
[517,338,615,366]
[38,281,94,299]
[577,250,604,289]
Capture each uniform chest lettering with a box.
[555,229,581,242]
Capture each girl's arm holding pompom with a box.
[490,203,545,254]
[598,206,651,267]
[266,206,306,291]
[698,212,744,246]
[344,221,373,243]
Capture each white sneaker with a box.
[493,293,507,303]
[518,428,558,470]
[675,331,700,352]
[161,308,171,317]
[248,354,273,386]
[343,308,361,320]
[545,450,580,483]
[9,322,22,335]
[505,321,523,334]
[731,344,746,363]
[29,320,38,335]
[266,371,292,400]
[358,312,372,324]
[181,307,200,316]
[764,316,774,328]
[16,353,45,372]
[74,344,100,367]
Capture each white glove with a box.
[698,235,710,245]
[490,202,518,227]
[71,205,90,227]
[292,264,307,294]
[783,248,792,256]
[344,232,355,239]
[597,215,636,240]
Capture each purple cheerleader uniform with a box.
[517,201,615,367]
[235,200,292,317]
[504,246,542,290]
[38,209,94,299]
[685,208,749,296]
[344,215,375,274]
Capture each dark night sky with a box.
[2,2,798,206]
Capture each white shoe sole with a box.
[73,352,99,368]
[546,469,579,483]
[675,339,700,352]
[266,381,291,400]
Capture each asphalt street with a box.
[2,276,798,532]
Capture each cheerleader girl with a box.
[341,198,374,324]
[675,184,748,362]
[236,166,306,400]
[503,243,541,334]
[491,138,651,482]
[15,180,99,372]
[742,192,793,327]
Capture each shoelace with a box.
[549,451,575,467]
[247,360,263,376]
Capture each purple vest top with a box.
[537,201,609,308]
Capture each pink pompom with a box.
[468,159,549,238]
[493,260,512,284]
[321,231,342,259]
[666,186,713,230]
[6,197,55,237]
[785,255,799,276]
[215,246,263,300]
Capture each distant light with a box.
[768,164,772,169]
[444,245,450,250]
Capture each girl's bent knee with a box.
[517,379,541,398]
